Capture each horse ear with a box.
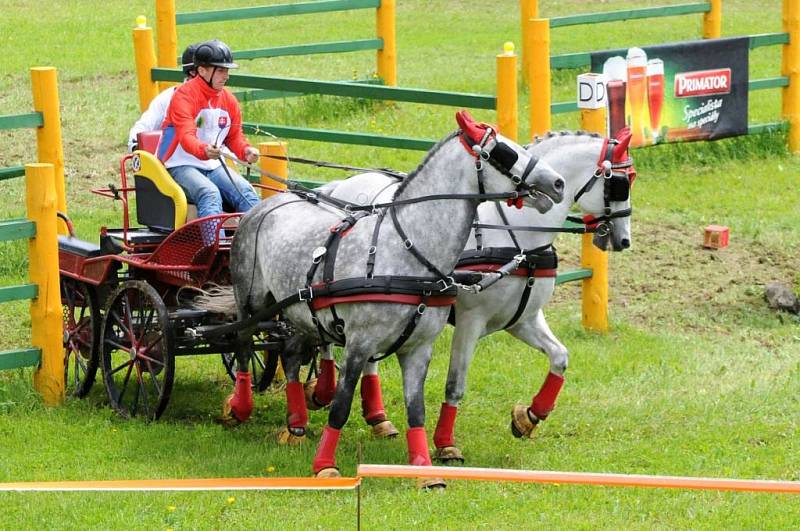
[612,127,632,162]
[456,110,485,144]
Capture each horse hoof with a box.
[220,395,242,426]
[371,420,400,439]
[316,467,341,479]
[304,378,323,410]
[511,405,538,439]
[277,426,306,446]
[417,477,447,490]
[433,446,464,464]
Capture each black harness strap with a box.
[493,202,522,250]
[365,210,386,279]
[368,294,429,363]
[389,205,450,282]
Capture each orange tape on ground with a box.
[357,465,800,494]
[0,477,360,492]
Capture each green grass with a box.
[2,0,800,528]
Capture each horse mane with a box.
[393,131,460,197]
[525,130,603,156]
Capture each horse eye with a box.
[490,142,519,170]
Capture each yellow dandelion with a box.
[227,496,236,504]
[267,466,275,473]
[167,505,176,512]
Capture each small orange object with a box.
[703,225,729,249]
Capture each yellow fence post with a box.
[30,67,67,236]
[783,0,800,153]
[520,0,539,85]
[133,16,159,112]
[376,0,397,86]
[527,18,551,139]
[496,42,518,142]
[155,0,178,92]
[27,163,64,405]
[578,74,609,332]
[258,142,289,199]
[703,0,723,39]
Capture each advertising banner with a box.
[590,37,749,148]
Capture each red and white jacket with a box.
[157,76,251,170]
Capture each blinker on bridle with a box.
[460,126,541,195]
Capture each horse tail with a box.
[189,284,238,317]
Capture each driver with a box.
[157,39,260,217]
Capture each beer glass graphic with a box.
[647,59,665,143]
[626,47,648,146]
[602,55,627,138]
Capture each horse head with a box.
[456,111,564,212]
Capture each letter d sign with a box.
[577,73,607,110]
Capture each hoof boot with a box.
[316,467,341,479]
[417,477,447,490]
[433,446,464,464]
[277,426,306,446]
[370,420,400,439]
[220,395,243,426]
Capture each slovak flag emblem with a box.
[218,116,228,128]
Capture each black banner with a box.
[591,37,749,147]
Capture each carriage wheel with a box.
[61,278,100,398]
[220,344,279,393]
[100,281,174,420]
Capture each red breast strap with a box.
[311,293,456,311]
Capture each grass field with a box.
[1,0,799,528]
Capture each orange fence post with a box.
[496,42,518,141]
[783,0,800,152]
[27,163,64,406]
[155,0,178,92]
[376,0,397,86]
[703,0,723,39]
[258,142,288,199]
[133,16,159,112]
[527,18,551,139]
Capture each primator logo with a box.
[674,68,732,98]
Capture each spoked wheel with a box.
[61,277,100,398]
[220,346,279,393]
[100,280,174,420]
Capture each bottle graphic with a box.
[607,79,627,138]
[647,59,665,143]
[626,47,648,146]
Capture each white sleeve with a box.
[127,87,176,152]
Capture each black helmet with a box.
[193,40,238,69]
[180,43,200,76]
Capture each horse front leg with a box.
[506,309,568,439]
[312,344,369,478]
[360,360,400,438]
[433,315,484,463]
[222,332,255,424]
[305,345,336,410]
[398,344,445,489]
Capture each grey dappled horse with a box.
[313,129,635,462]
[223,112,565,484]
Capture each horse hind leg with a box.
[304,345,336,410]
[360,361,399,439]
[507,310,568,439]
[221,333,255,425]
[277,336,314,446]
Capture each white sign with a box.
[577,73,607,109]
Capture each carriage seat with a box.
[133,131,191,233]
[58,235,107,257]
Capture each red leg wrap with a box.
[433,403,458,449]
[314,359,337,406]
[530,372,565,420]
[360,374,386,425]
[406,427,432,466]
[312,425,341,473]
[285,381,308,429]
[229,371,253,422]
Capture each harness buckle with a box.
[403,239,413,250]
[416,303,427,315]
[596,223,611,237]
[511,175,522,185]
[437,277,454,292]
[299,286,314,301]
[312,246,327,264]
[527,277,536,288]
[367,245,377,255]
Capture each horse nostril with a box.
[555,178,565,192]
[620,238,631,249]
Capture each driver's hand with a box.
[204,144,221,160]
[244,146,259,164]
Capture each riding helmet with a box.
[180,43,200,76]
[192,40,239,69]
